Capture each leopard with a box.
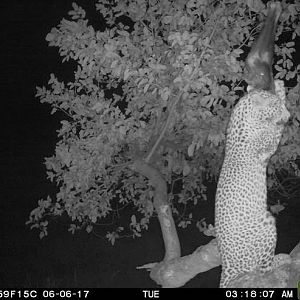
[215,80,290,288]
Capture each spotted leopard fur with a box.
[215,80,290,288]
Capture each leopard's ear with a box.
[247,85,255,93]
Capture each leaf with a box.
[233,48,243,55]
[188,143,195,157]
[131,215,136,226]
[183,164,191,176]
[270,203,285,215]
[124,69,131,80]
[86,225,93,233]
[144,83,150,93]
[286,42,295,47]
[45,33,55,42]
[160,87,171,101]
[163,16,172,24]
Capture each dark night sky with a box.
[1,0,299,289]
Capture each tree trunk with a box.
[139,239,300,288]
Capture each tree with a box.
[27,0,300,287]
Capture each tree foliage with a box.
[28,0,300,242]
